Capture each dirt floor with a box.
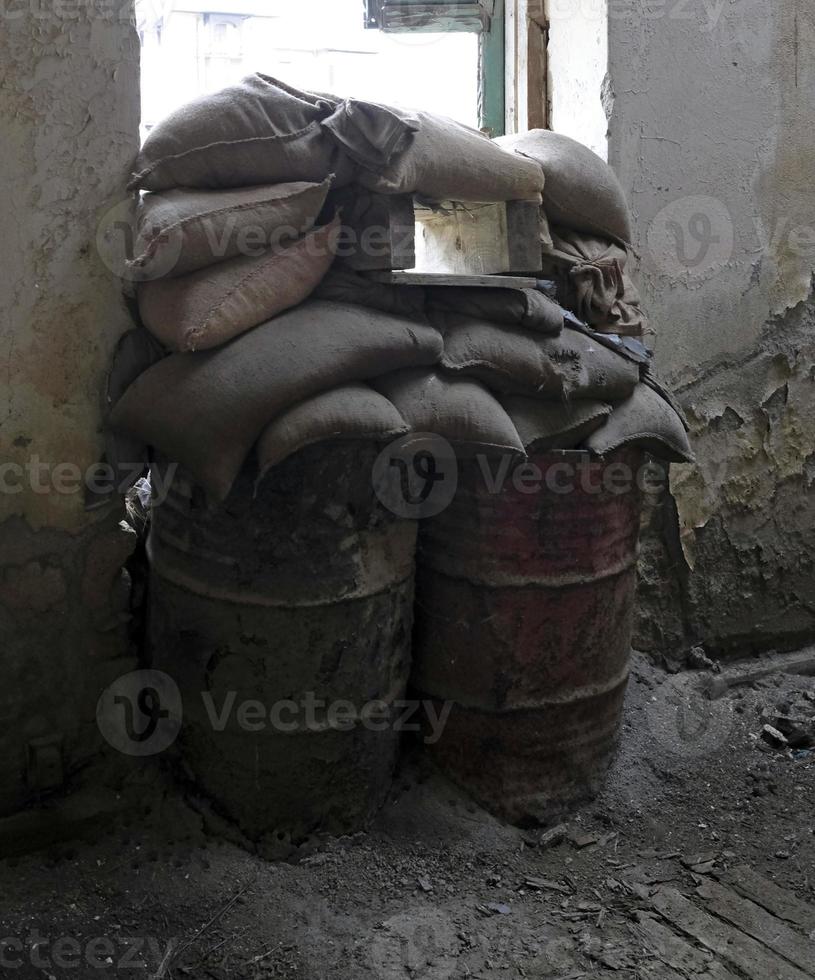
[1,653,813,980]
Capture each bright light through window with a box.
[137,0,481,139]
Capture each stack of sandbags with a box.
[498,130,648,338]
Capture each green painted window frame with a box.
[363,0,505,136]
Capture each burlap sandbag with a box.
[500,396,612,451]
[542,228,647,337]
[137,218,340,352]
[372,369,524,456]
[358,111,545,203]
[256,384,409,481]
[435,314,640,401]
[584,383,694,463]
[426,286,563,335]
[130,75,353,192]
[497,130,631,244]
[313,267,427,320]
[127,178,333,281]
[110,300,444,501]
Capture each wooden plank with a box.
[365,270,538,288]
[632,911,740,980]
[704,647,815,699]
[379,2,493,32]
[479,0,505,136]
[332,189,415,272]
[506,200,542,270]
[414,200,541,275]
[649,886,811,980]
[696,880,815,974]
[715,866,815,933]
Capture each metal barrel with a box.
[147,441,417,842]
[412,447,644,826]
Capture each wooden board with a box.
[714,866,815,932]
[696,880,815,974]
[331,188,415,272]
[649,886,811,980]
[414,200,541,275]
[376,1,495,32]
[365,271,538,288]
[632,911,740,980]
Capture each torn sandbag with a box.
[584,382,694,463]
[313,266,427,320]
[500,396,612,451]
[358,111,545,203]
[137,218,340,352]
[372,369,525,457]
[110,300,444,501]
[542,228,647,337]
[434,314,640,401]
[256,384,409,483]
[129,74,353,192]
[426,286,563,335]
[127,178,333,281]
[497,130,632,245]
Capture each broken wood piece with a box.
[704,647,815,700]
[375,1,495,33]
[332,188,415,271]
[632,911,739,980]
[524,876,572,895]
[365,271,539,288]
[695,880,815,974]
[414,200,542,275]
[714,865,815,932]
[649,886,811,980]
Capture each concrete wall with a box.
[0,1,141,813]
[604,0,815,655]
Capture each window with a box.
[135,0,513,138]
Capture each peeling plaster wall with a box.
[606,0,815,655]
[0,3,140,812]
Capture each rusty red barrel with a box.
[147,441,416,842]
[412,447,644,826]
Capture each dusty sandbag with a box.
[435,314,640,401]
[130,74,353,192]
[542,228,646,337]
[426,286,563,335]
[137,218,341,352]
[256,384,409,481]
[321,98,420,171]
[497,130,631,244]
[110,300,444,501]
[127,178,333,281]
[500,396,612,450]
[584,383,694,463]
[358,111,545,203]
[372,369,524,456]
[313,266,427,320]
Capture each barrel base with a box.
[417,675,629,827]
